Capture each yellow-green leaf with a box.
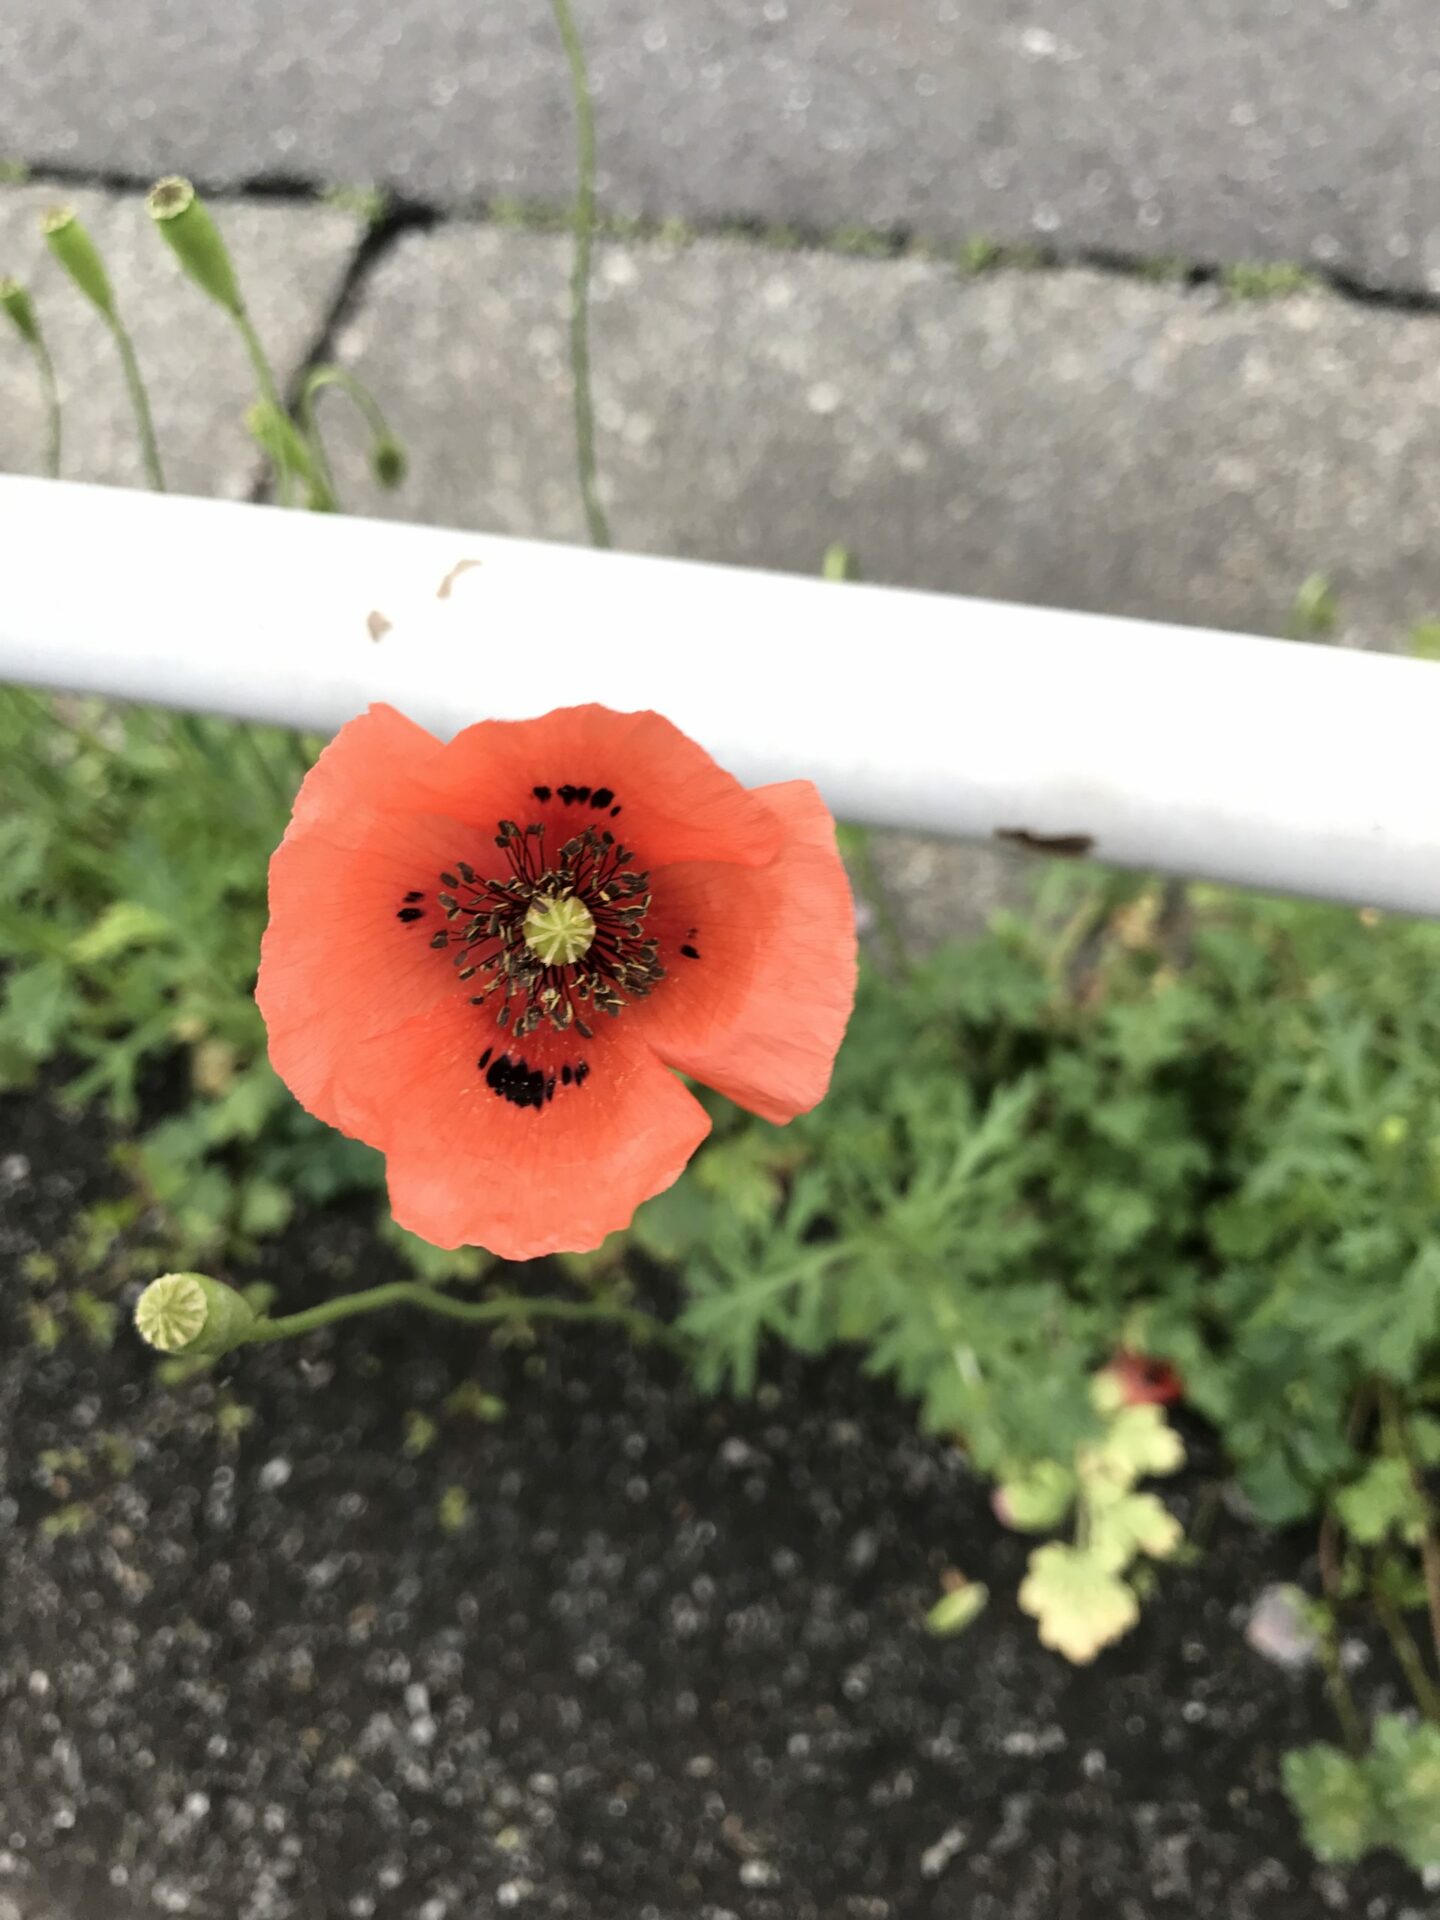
[1087,1401,1185,1487]
[996,1459,1075,1531]
[1088,1489,1183,1573]
[1018,1543,1140,1663]
[70,900,172,965]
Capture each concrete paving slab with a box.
[0,185,362,495]
[329,223,1440,651]
[328,216,1440,939]
[3,1,1440,294]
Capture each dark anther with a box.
[403,890,425,903]
[440,871,459,889]
[429,931,449,949]
[532,785,552,802]
[590,787,614,809]
[397,907,424,923]
[680,943,701,959]
[575,1060,591,1085]
[442,809,663,1043]
[546,1074,557,1102]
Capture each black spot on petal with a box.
[532,785,551,802]
[590,787,614,809]
[397,907,424,923]
[680,943,701,960]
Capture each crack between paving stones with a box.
[245,205,437,507]
[11,159,1440,331]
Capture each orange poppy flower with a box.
[257,703,858,1259]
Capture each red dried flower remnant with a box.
[1105,1350,1185,1407]
[257,703,857,1260]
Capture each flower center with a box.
[523,893,595,966]
[430,821,664,1040]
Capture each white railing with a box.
[2,473,1437,915]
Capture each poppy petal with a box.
[257,704,513,1128]
[634,779,858,1123]
[338,997,711,1258]
[415,705,783,872]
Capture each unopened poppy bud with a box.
[147,176,244,318]
[371,435,407,490]
[0,277,39,344]
[134,1272,258,1359]
[41,206,116,322]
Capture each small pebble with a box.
[1244,1585,1318,1671]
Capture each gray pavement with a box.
[326,223,1440,649]
[4,1,1440,294]
[0,186,360,496]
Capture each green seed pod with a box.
[147,176,244,318]
[41,206,117,322]
[0,278,39,344]
[134,1272,258,1359]
[371,435,407,490]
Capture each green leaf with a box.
[1018,1542,1140,1663]
[69,899,172,965]
[996,1460,1076,1532]
[236,1177,293,1239]
[1087,1489,1184,1573]
[1283,1744,1383,1864]
[1335,1457,1424,1547]
[1086,1400,1186,1485]
[1,959,78,1059]
[1370,1715,1440,1872]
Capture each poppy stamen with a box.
[436,820,666,1043]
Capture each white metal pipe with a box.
[1,474,1437,916]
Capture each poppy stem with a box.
[113,316,167,493]
[33,333,62,479]
[247,1280,674,1349]
[549,0,612,549]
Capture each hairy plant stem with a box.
[1317,1450,1366,1757]
[33,335,61,478]
[1317,1616,1366,1757]
[248,1280,674,1349]
[1373,1581,1440,1724]
[1378,1381,1440,1670]
[111,319,165,491]
[549,0,612,548]
[234,307,330,509]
